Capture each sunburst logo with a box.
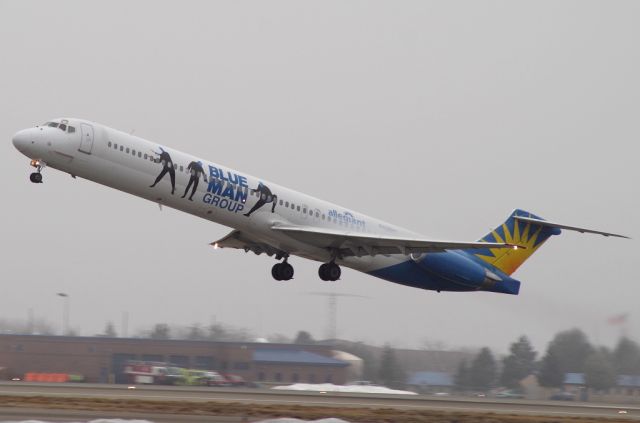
[475,219,551,275]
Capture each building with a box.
[406,371,453,393]
[0,334,349,384]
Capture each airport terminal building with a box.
[0,334,350,384]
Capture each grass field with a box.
[0,395,636,423]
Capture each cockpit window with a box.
[43,121,76,133]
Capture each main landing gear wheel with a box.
[319,262,341,281]
[30,172,43,183]
[271,262,294,281]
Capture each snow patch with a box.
[255,419,350,423]
[272,383,417,395]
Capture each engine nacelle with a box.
[411,251,520,294]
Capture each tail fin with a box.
[471,209,561,275]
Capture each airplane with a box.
[12,118,629,295]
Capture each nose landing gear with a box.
[29,159,45,184]
[272,258,294,281]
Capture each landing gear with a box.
[30,172,43,183]
[271,260,294,281]
[319,262,341,281]
[29,159,45,184]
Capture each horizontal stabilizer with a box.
[514,216,630,239]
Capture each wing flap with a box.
[211,230,286,257]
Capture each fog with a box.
[1,1,638,354]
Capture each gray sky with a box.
[1,1,638,355]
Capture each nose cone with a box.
[12,129,32,154]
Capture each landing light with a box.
[30,159,40,168]
[513,246,519,250]
[213,243,219,249]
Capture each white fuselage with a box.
[13,118,417,275]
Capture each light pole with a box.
[56,293,69,335]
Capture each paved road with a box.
[0,382,638,420]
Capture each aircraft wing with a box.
[211,230,286,257]
[271,224,520,257]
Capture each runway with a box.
[0,382,638,421]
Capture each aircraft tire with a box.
[327,263,341,281]
[318,263,329,281]
[30,172,42,183]
[280,262,294,281]
[271,263,283,281]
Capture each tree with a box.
[549,329,593,373]
[186,324,205,340]
[103,321,117,337]
[454,359,471,392]
[613,337,640,375]
[538,328,593,387]
[469,347,497,391]
[500,336,537,389]
[149,323,170,340]
[538,347,564,388]
[584,350,616,391]
[294,330,315,344]
[378,344,405,389]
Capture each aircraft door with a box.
[79,123,94,154]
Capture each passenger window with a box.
[310,210,313,216]
[296,206,300,212]
[132,149,136,155]
[179,165,183,172]
[126,148,130,153]
[315,212,319,218]
[108,141,112,148]
[291,203,295,209]
[120,146,124,151]
[303,208,307,214]
[285,201,289,207]
[68,126,75,133]
[59,124,67,131]
[174,163,177,169]
[114,143,118,149]
[138,152,141,158]
[279,199,283,206]
[144,154,147,159]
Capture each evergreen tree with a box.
[613,337,640,375]
[584,350,616,391]
[294,330,315,344]
[104,321,117,337]
[454,359,471,392]
[186,324,205,340]
[539,346,565,387]
[469,347,497,391]
[500,336,537,389]
[378,344,405,389]
[550,329,593,372]
[149,323,170,340]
